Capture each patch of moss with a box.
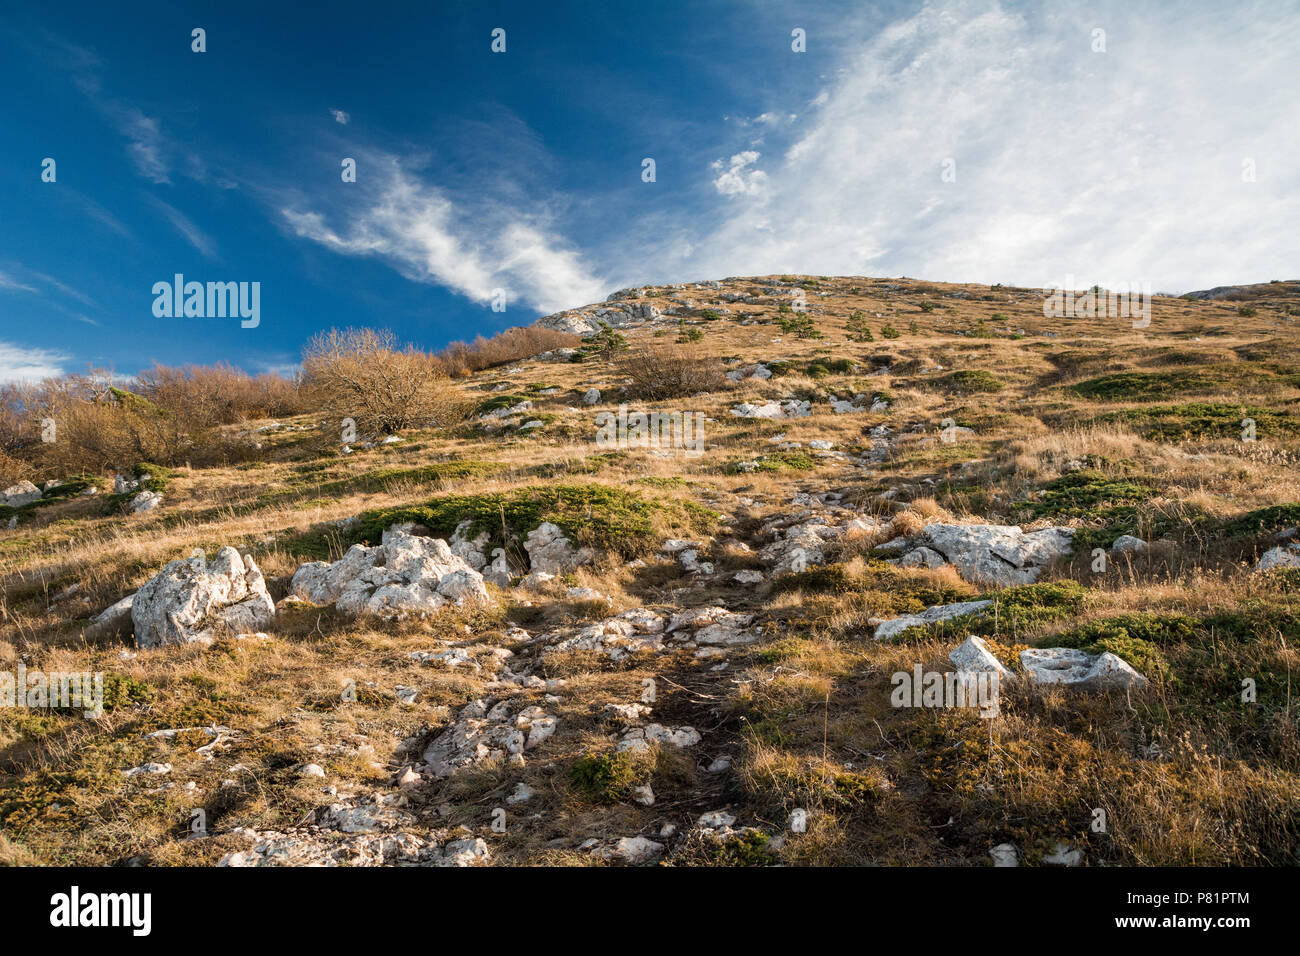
[705,829,774,866]
[964,581,1089,639]
[346,482,718,557]
[1099,403,1300,441]
[1026,470,1156,519]
[1051,613,1194,681]
[939,369,1005,393]
[1220,504,1300,539]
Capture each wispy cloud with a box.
[684,1,1300,292]
[0,270,38,294]
[146,196,217,258]
[121,108,170,183]
[330,108,350,125]
[0,341,69,383]
[282,155,604,314]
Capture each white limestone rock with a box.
[949,635,1009,677]
[1,480,41,507]
[906,522,1075,587]
[1019,647,1146,689]
[873,600,993,640]
[288,529,490,620]
[1256,545,1300,572]
[133,548,275,648]
[524,521,594,575]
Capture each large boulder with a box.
[289,529,489,619]
[133,548,275,648]
[1,480,41,507]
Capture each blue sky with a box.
[1,0,1297,382]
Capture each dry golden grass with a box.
[3,274,1300,866]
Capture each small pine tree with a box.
[846,310,875,342]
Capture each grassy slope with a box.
[2,275,1300,866]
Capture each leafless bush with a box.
[436,326,580,377]
[135,362,304,424]
[619,343,725,401]
[302,328,470,437]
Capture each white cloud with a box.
[121,109,170,184]
[283,157,604,314]
[0,270,38,294]
[0,342,68,383]
[712,151,769,198]
[688,1,1300,291]
[330,108,350,125]
[146,197,217,258]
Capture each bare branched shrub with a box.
[135,363,304,424]
[28,374,208,473]
[302,328,470,437]
[435,326,580,377]
[618,343,725,401]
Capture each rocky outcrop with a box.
[888,522,1075,587]
[133,548,275,648]
[420,698,557,778]
[288,529,490,619]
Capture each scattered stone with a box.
[1,480,41,507]
[989,843,1020,867]
[524,522,594,575]
[1110,534,1148,554]
[421,699,558,778]
[729,400,811,420]
[949,635,1009,677]
[895,523,1075,587]
[591,836,663,865]
[873,600,992,640]
[1019,647,1146,689]
[122,762,172,777]
[618,724,701,752]
[1043,841,1084,866]
[128,490,163,513]
[506,782,535,804]
[1256,545,1300,572]
[697,810,736,829]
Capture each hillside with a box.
[3,274,1300,867]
